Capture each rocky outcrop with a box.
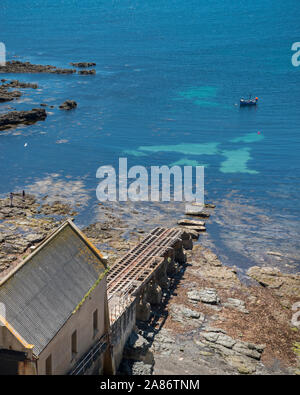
[223,298,249,314]
[0,193,76,275]
[0,80,38,102]
[0,87,21,102]
[170,303,205,327]
[185,206,210,217]
[2,80,38,89]
[177,219,205,227]
[78,69,96,75]
[59,100,77,110]
[187,288,220,305]
[119,360,153,375]
[0,108,47,131]
[0,60,76,74]
[179,224,206,232]
[188,245,240,288]
[198,327,265,374]
[70,62,96,68]
[247,266,300,302]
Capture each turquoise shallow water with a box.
[0,0,299,269]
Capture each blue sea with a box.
[0,0,299,272]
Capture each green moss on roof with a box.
[72,266,110,314]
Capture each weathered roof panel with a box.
[0,221,107,356]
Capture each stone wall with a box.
[135,232,192,322]
[110,299,136,372]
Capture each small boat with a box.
[240,95,258,107]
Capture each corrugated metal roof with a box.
[0,220,107,356]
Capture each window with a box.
[45,354,52,375]
[71,330,77,358]
[93,309,98,336]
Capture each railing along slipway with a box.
[68,334,108,375]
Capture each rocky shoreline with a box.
[0,192,77,276]
[119,242,300,375]
[0,60,96,75]
[0,60,76,74]
[0,191,299,375]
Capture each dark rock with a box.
[0,89,22,103]
[1,241,29,254]
[2,80,38,89]
[59,100,77,110]
[205,203,216,208]
[181,228,199,240]
[0,61,76,74]
[70,62,96,68]
[78,69,96,75]
[0,80,38,103]
[0,108,47,131]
